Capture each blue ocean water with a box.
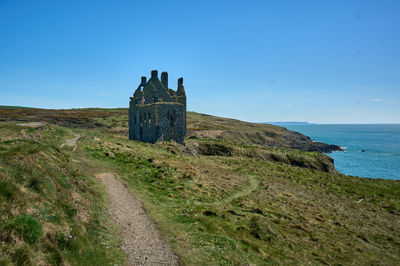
[282,124,400,180]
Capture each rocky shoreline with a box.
[282,129,343,153]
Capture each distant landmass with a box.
[0,105,34,109]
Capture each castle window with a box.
[134,115,137,125]
[168,109,177,127]
[148,112,151,123]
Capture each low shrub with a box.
[198,142,233,156]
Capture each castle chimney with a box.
[178,77,183,86]
[151,70,158,79]
[141,76,147,86]
[177,77,185,96]
[161,72,168,89]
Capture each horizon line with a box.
[1,105,399,125]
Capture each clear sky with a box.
[0,0,399,123]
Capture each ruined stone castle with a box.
[129,70,186,144]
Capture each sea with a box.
[277,124,400,180]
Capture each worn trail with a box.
[223,175,259,203]
[96,173,179,266]
[60,132,80,152]
[208,175,259,206]
[61,132,178,265]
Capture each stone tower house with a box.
[129,70,186,144]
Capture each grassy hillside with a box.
[186,112,342,153]
[1,107,399,265]
[0,123,125,265]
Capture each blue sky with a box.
[0,0,399,123]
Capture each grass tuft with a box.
[11,245,33,265]
[0,179,18,200]
[4,214,43,244]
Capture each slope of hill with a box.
[0,107,399,265]
[186,112,341,153]
[0,107,341,153]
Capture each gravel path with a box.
[96,173,179,266]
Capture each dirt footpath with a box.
[60,132,80,152]
[96,173,179,266]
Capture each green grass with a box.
[0,179,18,200]
[3,214,43,244]
[0,123,125,265]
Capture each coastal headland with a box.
[0,106,399,265]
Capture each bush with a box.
[198,142,233,156]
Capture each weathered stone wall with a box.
[129,70,186,144]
